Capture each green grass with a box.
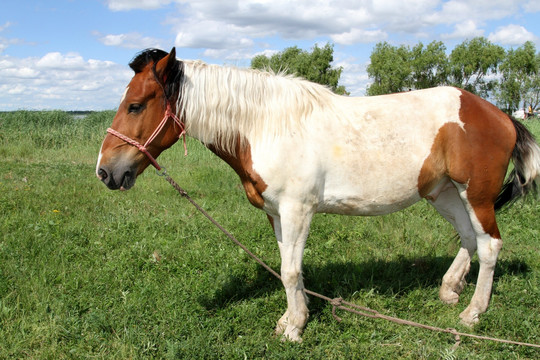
[0,111,539,359]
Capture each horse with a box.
[96,47,540,342]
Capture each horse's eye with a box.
[128,103,144,114]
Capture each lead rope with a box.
[157,169,540,350]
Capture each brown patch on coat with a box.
[207,139,268,209]
[456,89,515,238]
[418,89,517,238]
[417,122,467,199]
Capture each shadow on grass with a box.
[198,265,282,310]
[199,256,530,314]
[304,257,530,316]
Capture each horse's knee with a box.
[281,269,302,289]
[477,236,502,267]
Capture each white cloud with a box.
[167,0,440,53]
[427,0,520,25]
[0,53,132,110]
[174,19,254,50]
[0,22,12,32]
[252,49,280,58]
[441,20,484,40]
[96,32,164,49]
[201,49,253,62]
[488,24,538,45]
[36,52,86,69]
[105,0,536,55]
[7,84,26,95]
[0,66,40,79]
[106,0,173,11]
[332,53,370,97]
[103,0,540,52]
[331,29,387,45]
[523,0,540,12]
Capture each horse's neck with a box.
[179,63,333,153]
[179,64,258,152]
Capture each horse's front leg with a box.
[270,204,314,343]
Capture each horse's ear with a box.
[167,47,176,69]
[155,47,182,100]
[155,47,177,85]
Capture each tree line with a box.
[367,38,539,113]
[251,38,540,113]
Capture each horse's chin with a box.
[119,180,135,191]
[116,171,136,191]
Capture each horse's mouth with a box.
[118,173,135,191]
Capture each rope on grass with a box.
[161,171,540,350]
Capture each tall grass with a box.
[0,111,539,359]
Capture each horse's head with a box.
[96,47,184,190]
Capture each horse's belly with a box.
[318,157,424,215]
[318,191,421,215]
[318,176,422,215]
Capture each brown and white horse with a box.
[96,48,540,342]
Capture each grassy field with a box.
[0,110,539,359]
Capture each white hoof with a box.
[281,326,303,343]
[439,279,466,305]
[275,311,289,336]
[275,311,305,342]
[459,307,479,327]
[439,287,460,305]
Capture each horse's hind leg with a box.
[455,182,503,326]
[430,178,503,325]
[428,179,477,304]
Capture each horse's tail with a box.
[495,116,540,210]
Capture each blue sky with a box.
[1,0,539,110]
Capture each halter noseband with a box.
[106,103,187,171]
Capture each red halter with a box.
[106,103,187,171]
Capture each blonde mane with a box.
[176,60,337,152]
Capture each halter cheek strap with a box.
[107,103,187,171]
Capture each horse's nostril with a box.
[98,168,108,180]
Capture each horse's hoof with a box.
[281,326,303,343]
[459,308,479,327]
[275,311,289,336]
[439,289,460,304]
[439,279,466,305]
[275,323,286,336]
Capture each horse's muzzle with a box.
[97,164,136,191]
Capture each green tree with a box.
[366,42,411,95]
[366,41,449,95]
[409,41,449,90]
[251,43,348,95]
[449,37,505,96]
[496,41,539,113]
[524,59,540,111]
